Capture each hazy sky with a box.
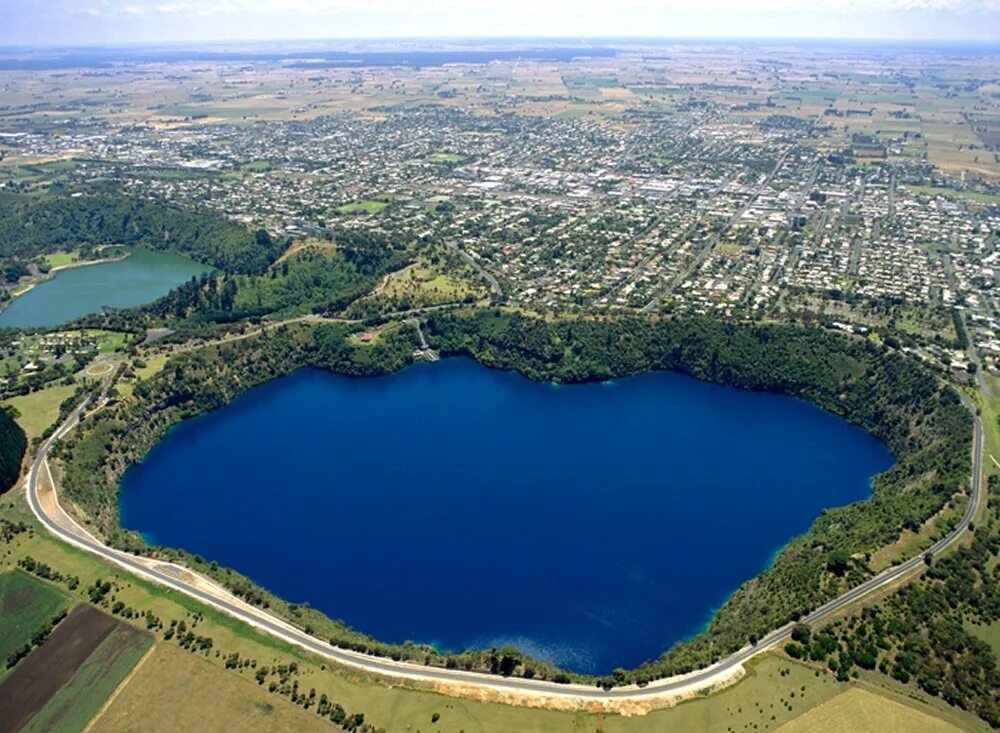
[2,0,999,46]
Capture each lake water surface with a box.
[119,358,894,673]
[0,248,209,328]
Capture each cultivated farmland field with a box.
[0,604,118,733]
[0,570,67,674]
[20,624,152,733]
[774,687,966,733]
[88,642,332,733]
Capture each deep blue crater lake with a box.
[119,358,894,673]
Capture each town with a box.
[1,43,998,378]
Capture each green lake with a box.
[0,248,209,328]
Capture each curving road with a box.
[23,379,984,703]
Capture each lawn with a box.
[335,199,389,214]
[0,570,68,671]
[42,251,81,269]
[238,161,275,173]
[78,329,130,354]
[3,383,77,440]
[22,624,153,733]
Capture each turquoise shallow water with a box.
[0,247,209,328]
[120,358,894,674]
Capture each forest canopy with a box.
[0,191,283,274]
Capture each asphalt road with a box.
[23,381,985,702]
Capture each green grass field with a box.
[78,330,130,355]
[427,152,467,164]
[379,265,479,303]
[21,624,153,733]
[133,354,169,382]
[966,619,1000,659]
[238,161,275,172]
[3,383,78,440]
[564,75,621,89]
[0,571,68,675]
[335,199,389,214]
[975,375,1000,482]
[906,185,1000,205]
[42,251,81,269]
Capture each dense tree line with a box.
[787,477,1000,727]
[0,408,26,493]
[85,234,411,327]
[0,191,283,274]
[226,241,409,319]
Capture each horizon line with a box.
[2,34,1000,52]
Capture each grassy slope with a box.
[132,354,169,382]
[380,264,478,302]
[976,376,1000,482]
[3,383,77,440]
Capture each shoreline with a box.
[44,313,978,692]
[117,358,890,676]
[24,341,985,711]
[2,248,132,313]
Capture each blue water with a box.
[119,358,893,673]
